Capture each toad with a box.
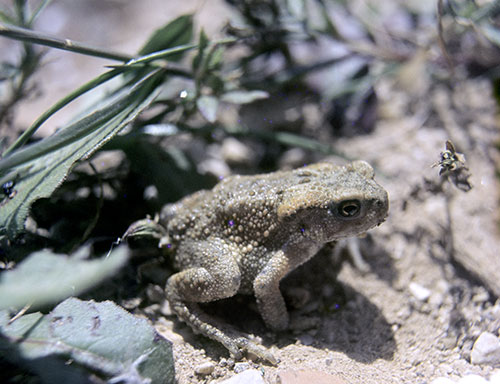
[157,160,388,363]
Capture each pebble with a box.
[278,148,307,168]
[430,378,455,384]
[471,332,500,366]
[143,184,159,200]
[221,137,254,166]
[431,373,500,384]
[233,362,250,373]
[458,374,489,384]
[194,362,215,376]
[491,370,500,384]
[278,370,346,384]
[409,282,431,301]
[296,332,314,346]
[217,369,265,384]
[198,158,231,179]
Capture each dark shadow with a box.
[280,245,396,362]
[0,331,93,384]
[356,235,398,286]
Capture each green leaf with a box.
[0,246,129,310]
[221,90,269,104]
[138,14,193,59]
[0,70,162,238]
[207,45,224,70]
[196,95,219,123]
[192,29,209,71]
[115,136,211,203]
[3,67,126,156]
[0,297,174,384]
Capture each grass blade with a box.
[0,70,163,238]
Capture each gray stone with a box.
[218,370,265,384]
[409,282,431,301]
[457,374,489,384]
[471,332,500,366]
[233,362,250,373]
[278,370,346,384]
[194,362,215,375]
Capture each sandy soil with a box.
[151,77,500,384]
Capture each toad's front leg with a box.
[253,250,291,331]
[253,241,322,331]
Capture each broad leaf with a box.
[0,246,129,310]
[0,297,174,384]
[0,70,162,239]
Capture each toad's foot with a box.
[169,299,278,365]
[232,337,278,365]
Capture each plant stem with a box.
[0,22,133,62]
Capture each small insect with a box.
[2,180,17,199]
[432,140,472,191]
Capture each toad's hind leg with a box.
[165,239,276,364]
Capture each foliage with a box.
[1,297,174,384]
[0,72,162,238]
[0,246,128,310]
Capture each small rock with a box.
[195,362,215,376]
[471,332,500,366]
[457,374,489,384]
[198,158,231,179]
[234,362,250,374]
[218,369,265,384]
[278,148,307,168]
[472,289,490,303]
[143,184,159,200]
[221,137,254,166]
[428,292,444,308]
[298,333,315,346]
[430,378,455,384]
[409,282,431,301]
[490,370,500,384]
[278,370,346,384]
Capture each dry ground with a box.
[153,77,500,384]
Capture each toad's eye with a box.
[335,200,361,218]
